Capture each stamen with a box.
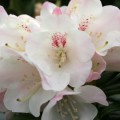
[51,33,68,68]
[97,41,109,51]
[55,50,67,68]
[57,96,79,120]
[92,62,100,71]
[16,82,40,102]
[5,43,25,52]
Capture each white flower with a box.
[0,6,40,55]
[67,0,120,55]
[0,47,55,117]
[26,12,95,91]
[41,85,108,120]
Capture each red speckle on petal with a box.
[21,24,31,32]
[52,33,67,48]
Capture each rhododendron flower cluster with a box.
[0,0,120,120]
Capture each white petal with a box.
[40,14,76,32]
[68,30,95,62]
[18,15,40,32]
[4,84,30,113]
[26,32,71,91]
[42,72,70,91]
[41,2,56,15]
[70,61,92,87]
[101,31,120,54]
[41,100,57,120]
[90,6,120,33]
[0,47,41,89]
[88,6,120,55]
[67,0,102,16]
[77,85,108,106]
[29,88,55,117]
[0,6,8,25]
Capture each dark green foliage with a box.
[95,72,120,120]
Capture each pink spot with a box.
[78,18,90,31]
[52,33,67,48]
[21,24,31,32]
[0,6,4,13]
[53,7,62,15]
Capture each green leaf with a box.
[99,103,120,119]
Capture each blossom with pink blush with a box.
[26,12,95,91]
[87,53,106,82]
[0,6,40,57]
[0,47,56,117]
[37,1,67,19]
[41,85,108,120]
[67,0,120,56]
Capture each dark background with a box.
[0,0,120,17]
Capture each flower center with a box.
[56,96,79,120]
[55,49,67,68]
[51,33,67,68]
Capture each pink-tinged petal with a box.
[0,6,8,25]
[53,7,62,15]
[41,2,56,15]
[0,47,41,89]
[0,6,7,16]
[52,87,79,102]
[29,88,56,117]
[67,0,102,16]
[42,89,78,119]
[92,53,106,74]
[77,85,108,106]
[87,53,106,82]
[104,47,120,71]
[70,61,92,87]
[87,71,101,82]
